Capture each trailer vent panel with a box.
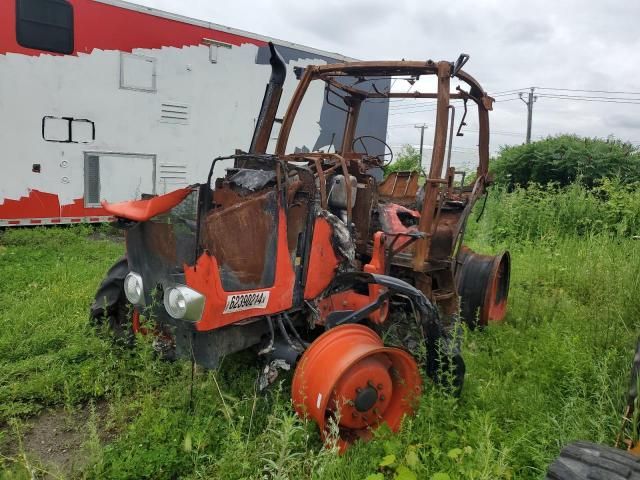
[159,163,188,193]
[160,103,189,125]
[84,155,100,206]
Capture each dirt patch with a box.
[1,402,116,478]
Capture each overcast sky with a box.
[137,0,639,164]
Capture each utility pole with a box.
[519,87,537,144]
[414,124,428,167]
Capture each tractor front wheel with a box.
[291,324,421,451]
[89,256,136,344]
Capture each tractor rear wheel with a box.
[291,324,421,451]
[456,246,510,329]
[89,256,136,344]
[546,441,640,480]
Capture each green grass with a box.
[1,192,640,479]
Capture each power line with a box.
[493,91,526,97]
[388,123,524,138]
[536,86,640,96]
[537,95,640,105]
[491,87,532,96]
[388,100,438,110]
[388,99,466,110]
[389,107,439,115]
[536,93,640,102]
[388,101,467,116]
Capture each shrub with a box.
[384,145,422,175]
[468,179,640,244]
[490,135,640,189]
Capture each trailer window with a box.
[16,0,74,54]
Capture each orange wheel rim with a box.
[291,324,421,451]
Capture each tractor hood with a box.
[102,187,193,222]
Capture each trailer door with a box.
[84,153,156,206]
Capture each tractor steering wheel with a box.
[352,135,394,167]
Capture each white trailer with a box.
[0,0,389,226]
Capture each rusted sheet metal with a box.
[378,171,420,204]
[202,191,278,289]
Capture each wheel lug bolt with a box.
[377,384,383,390]
[380,395,385,401]
[352,412,359,418]
[356,387,362,393]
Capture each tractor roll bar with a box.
[274,58,494,271]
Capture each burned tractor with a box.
[91,44,510,449]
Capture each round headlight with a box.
[163,285,205,321]
[164,287,187,319]
[124,272,144,305]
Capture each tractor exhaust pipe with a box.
[249,42,286,154]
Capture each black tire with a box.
[90,256,135,344]
[546,441,640,480]
[381,298,465,397]
[456,247,510,330]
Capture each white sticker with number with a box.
[223,291,270,313]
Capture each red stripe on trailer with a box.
[0,190,60,218]
[1,216,116,227]
[0,0,265,57]
[0,189,109,220]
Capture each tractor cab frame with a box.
[269,56,498,320]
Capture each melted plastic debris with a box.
[228,169,276,192]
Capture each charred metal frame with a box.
[273,59,494,316]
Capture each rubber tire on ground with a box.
[546,441,640,480]
[89,256,135,344]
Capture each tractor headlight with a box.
[164,285,205,321]
[124,272,145,305]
